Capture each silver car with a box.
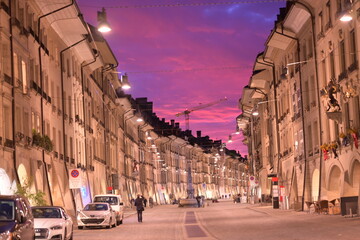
[77,203,116,229]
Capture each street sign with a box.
[69,169,83,189]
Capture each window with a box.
[339,40,346,73]
[321,59,327,86]
[349,30,357,66]
[330,51,335,79]
[344,102,350,130]
[24,112,29,136]
[326,1,331,26]
[21,60,27,93]
[13,53,19,84]
[318,12,323,33]
[52,127,57,152]
[314,121,319,149]
[4,105,12,140]
[15,107,21,132]
[353,96,360,128]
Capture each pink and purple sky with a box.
[77,0,285,155]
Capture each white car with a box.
[32,206,73,240]
[77,203,116,229]
[93,194,124,225]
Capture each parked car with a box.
[77,203,116,229]
[32,206,73,240]
[93,194,124,225]
[0,195,35,240]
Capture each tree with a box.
[15,178,47,206]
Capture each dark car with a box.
[0,195,35,240]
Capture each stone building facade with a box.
[239,0,360,213]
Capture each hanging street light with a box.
[97,7,112,33]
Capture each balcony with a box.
[324,21,332,32]
[338,70,348,82]
[25,136,32,147]
[348,61,358,73]
[4,74,12,85]
[317,31,325,41]
[4,139,14,148]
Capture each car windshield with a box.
[84,204,108,211]
[0,200,15,221]
[94,196,118,205]
[32,208,62,218]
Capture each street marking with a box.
[185,225,207,238]
[184,211,209,238]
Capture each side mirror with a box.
[120,202,124,206]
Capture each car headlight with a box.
[0,231,13,240]
[50,225,63,230]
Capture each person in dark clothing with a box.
[196,195,201,208]
[143,198,147,207]
[134,194,144,222]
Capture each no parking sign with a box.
[69,169,83,189]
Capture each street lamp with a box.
[121,74,131,90]
[97,8,112,33]
[339,0,354,22]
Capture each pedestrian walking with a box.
[143,197,148,207]
[134,194,144,222]
[196,195,201,208]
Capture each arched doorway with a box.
[17,164,28,186]
[327,165,341,200]
[343,160,360,197]
[311,169,320,201]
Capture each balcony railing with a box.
[4,139,14,148]
[348,61,358,73]
[338,70,348,81]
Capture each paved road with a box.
[74,200,360,240]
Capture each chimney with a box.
[162,118,165,122]
[197,131,201,138]
[170,119,175,127]
[175,123,180,128]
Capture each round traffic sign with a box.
[71,169,80,178]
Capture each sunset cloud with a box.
[77,0,285,153]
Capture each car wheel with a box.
[118,215,123,225]
[106,219,111,229]
[78,226,83,230]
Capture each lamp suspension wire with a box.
[79,0,287,9]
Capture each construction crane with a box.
[175,97,228,130]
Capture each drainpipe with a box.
[60,36,88,212]
[293,0,323,202]
[9,1,20,185]
[80,52,99,203]
[275,26,308,211]
[36,0,75,207]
